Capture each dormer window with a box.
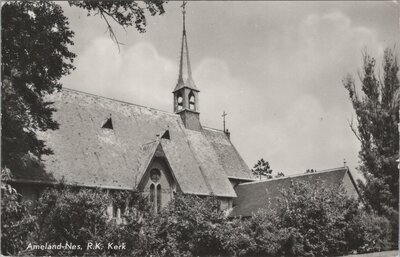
[102,116,113,129]
[189,92,195,110]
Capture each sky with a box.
[59,1,399,178]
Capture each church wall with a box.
[219,197,233,210]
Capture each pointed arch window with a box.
[189,91,195,110]
[157,184,162,211]
[149,169,162,213]
[177,92,183,111]
[150,184,155,204]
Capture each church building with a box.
[6,4,360,219]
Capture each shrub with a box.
[1,181,392,256]
[269,180,390,256]
[1,182,34,256]
[138,193,228,257]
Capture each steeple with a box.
[173,1,201,131]
[174,1,198,93]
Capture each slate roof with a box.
[229,167,359,217]
[10,89,252,197]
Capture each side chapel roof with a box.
[10,89,253,197]
[229,167,360,217]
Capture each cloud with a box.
[62,10,383,180]
[62,38,176,111]
[193,11,381,176]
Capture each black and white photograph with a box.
[1,1,399,256]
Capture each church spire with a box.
[174,1,198,92]
[173,1,201,131]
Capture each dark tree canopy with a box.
[1,2,76,172]
[343,47,399,243]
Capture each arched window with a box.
[189,91,195,110]
[177,92,183,111]
[150,184,155,204]
[157,184,162,211]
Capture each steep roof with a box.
[203,127,253,180]
[10,89,252,197]
[229,167,359,217]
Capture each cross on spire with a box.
[222,111,227,132]
[181,1,187,16]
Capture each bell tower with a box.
[173,1,201,131]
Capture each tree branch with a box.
[348,117,361,142]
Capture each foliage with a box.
[1,182,392,256]
[1,1,75,173]
[252,158,273,180]
[139,193,228,257]
[275,180,391,256]
[343,48,399,244]
[1,169,35,256]
[0,185,152,256]
[69,0,165,46]
[23,186,111,256]
[275,172,285,178]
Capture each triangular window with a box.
[161,130,170,140]
[102,117,113,129]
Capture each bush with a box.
[138,193,228,257]
[1,181,392,256]
[1,182,34,256]
[263,180,391,256]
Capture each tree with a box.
[1,2,76,173]
[1,1,166,174]
[343,48,399,242]
[275,172,285,178]
[252,158,273,180]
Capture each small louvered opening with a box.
[102,117,113,129]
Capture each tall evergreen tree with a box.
[343,48,399,232]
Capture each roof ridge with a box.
[238,167,348,186]
[62,87,179,117]
[202,126,225,133]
